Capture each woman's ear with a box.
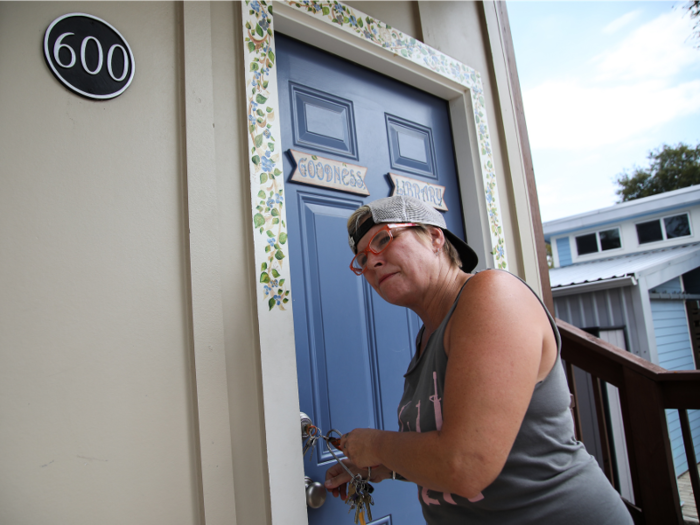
[428,226,445,252]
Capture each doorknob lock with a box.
[300,411,313,438]
[305,476,327,508]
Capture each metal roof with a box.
[549,242,700,290]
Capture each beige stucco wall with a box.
[0,2,541,524]
[0,2,202,524]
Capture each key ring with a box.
[323,429,357,480]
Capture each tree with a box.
[689,1,700,42]
[614,143,700,202]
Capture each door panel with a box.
[277,33,465,524]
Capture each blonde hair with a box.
[347,206,462,269]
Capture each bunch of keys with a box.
[321,428,376,524]
[302,424,320,458]
[345,473,374,525]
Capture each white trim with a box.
[481,2,540,287]
[551,276,638,297]
[633,276,658,363]
[641,246,700,290]
[183,3,238,523]
[543,185,700,237]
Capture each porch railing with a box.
[557,319,700,525]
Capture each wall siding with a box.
[555,287,637,353]
[650,298,700,476]
[650,277,683,294]
[556,237,572,267]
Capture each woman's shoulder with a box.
[445,270,549,347]
[462,269,533,300]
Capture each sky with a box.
[506,1,700,223]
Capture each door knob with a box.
[305,476,327,508]
[300,411,313,438]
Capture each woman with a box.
[324,195,632,524]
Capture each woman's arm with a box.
[334,271,557,499]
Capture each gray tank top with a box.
[397,270,632,524]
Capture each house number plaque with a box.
[44,13,135,100]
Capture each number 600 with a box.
[53,32,130,81]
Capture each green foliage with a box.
[614,143,700,202]
[689,1,700,43]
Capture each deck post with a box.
[619,368,683,524]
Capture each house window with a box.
[576,233,598,255]
[636,213,691,245]
[664,214,691,238]
[575,228,621,256]
[599,229,622,251]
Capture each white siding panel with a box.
[650,277,683,294]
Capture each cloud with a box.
[523,9,700,150]
[602,9,642,35]
[593,10,698,81]
[524,79,700,150]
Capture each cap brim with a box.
[443,229,478,273]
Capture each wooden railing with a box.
[557,319,700,525]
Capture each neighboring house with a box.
[544,185,700,495]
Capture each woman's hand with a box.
[324,459,392,500]
[339,428,382,467]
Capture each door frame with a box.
[240,2,510,523]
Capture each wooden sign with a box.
[289,150,369,196]
[389,173,448,211]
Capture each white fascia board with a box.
[543,186,700,238]
[639,247,700,290]
[551,276,637,297]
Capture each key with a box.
[354,497,364,524]
[363,490,373,522]
[355,477,373,524]
[354,477,373,525]
[302,425,320,458]
[302,434,318,458]
[345,482,358,509]
[346,477,364,523]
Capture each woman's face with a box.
[355,223,439,307]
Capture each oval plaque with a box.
[43,13,135,100]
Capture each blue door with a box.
[277,33,467,524]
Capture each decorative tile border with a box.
[243,0,291,311]
[242,0,508,313]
